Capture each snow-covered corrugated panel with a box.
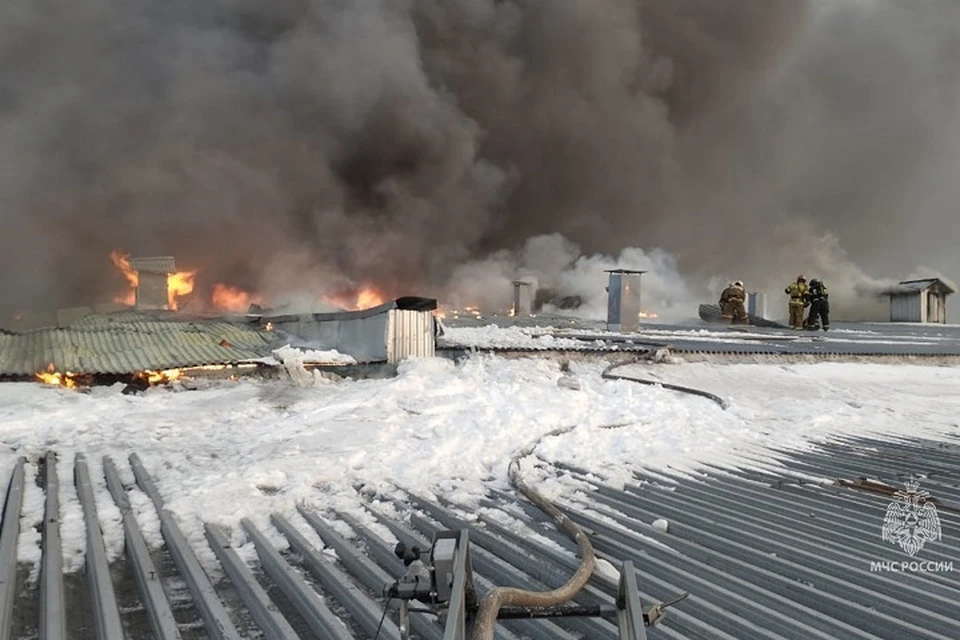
[386,309,435,364]
[890,292,922,322]
[0,315,277,376]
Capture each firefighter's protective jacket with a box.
[805,282,828,302]
[785,282,807,306]
[803,282,830,305]
[720,285,745,304]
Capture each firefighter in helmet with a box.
[803,278,830,330]
[719,281,748,324]
[784,274,807,329]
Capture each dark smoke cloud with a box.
[0,0,957,315]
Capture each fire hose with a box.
[471,362,723,639]
[601,361,729,410]
[470,425,595,640]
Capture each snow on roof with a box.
[1,357,959,638]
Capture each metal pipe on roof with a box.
[74,454,126,640]
[103,457,183,640]
[0,458,26,640]
[39,455,66,640]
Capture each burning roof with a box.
[2,296,440,382]
[107,250,389,315]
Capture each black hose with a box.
[601,361,729,410]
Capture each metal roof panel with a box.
[2,435,958,638]
[0,313,278,376]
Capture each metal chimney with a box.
[747,292,766,319]
[511,281,531,316]
[605,269,646,332]
[129,256,176,310]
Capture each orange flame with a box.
[639,311,659,319]
[324,286,387,311]
[141,368,184,384]
[167,271,196,310]
[36,364,78,389]
[110,251,138,305]
[355,287,385,310]
[212,283,263,312]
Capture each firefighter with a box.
[784,274,807,329]
[804,278,830,331]
[718,282,734,321]
[719,281,748,324]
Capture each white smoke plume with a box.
[443,234,697,321]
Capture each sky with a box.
[0,0,957,315]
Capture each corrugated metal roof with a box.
[4,434,958,638]
[0,312,277,376]
[441,315,960,357]
[539,435,960,640]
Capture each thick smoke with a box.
[1,0,957,319]
[445,234,696,321]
